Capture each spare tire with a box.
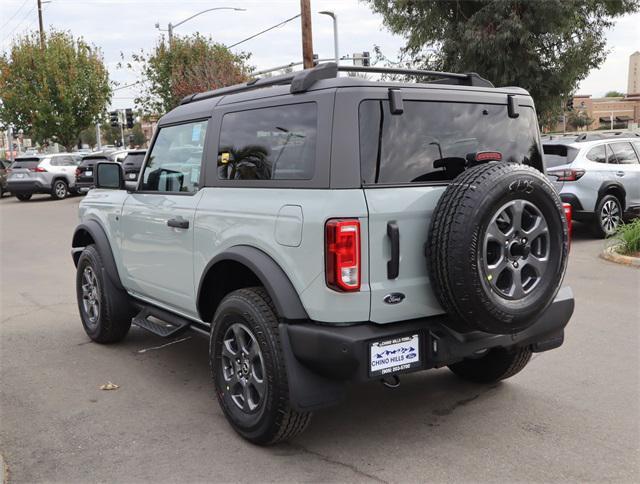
[427,162,569,335]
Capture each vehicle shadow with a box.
[109,327,513,448]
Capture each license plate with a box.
[85,170,92,176]
[16,173,24,178]
[369,334,421,377]
[128,173,136,179]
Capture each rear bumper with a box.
[284,287,573,402]
[75,181,94,192]
[6,179,50,194]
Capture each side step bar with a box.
[132,305,192,337]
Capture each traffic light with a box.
[362,51,370,67]
[109,110,119,127]
[125,108,134,129]
[566,97,574,111]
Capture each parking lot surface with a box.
[1,194,638,483]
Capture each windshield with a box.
[11,159,40,170]
[542,144,579,168]
[359,100,543,185]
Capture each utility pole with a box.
[300,0,314,69]
[37,0,45,49]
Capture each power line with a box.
[227,13,300,49]
[0,0,30,31]
[1,5,37,48]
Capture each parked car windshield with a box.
[542,144,580,168]
[359,100,543,185]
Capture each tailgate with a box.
[365,187,446,323]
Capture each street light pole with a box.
[37,0,45,49]
[156,7,245,45]
[319,11,338,63]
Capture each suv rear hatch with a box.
[7,158,41,181]
[542,143,579,192]
[359,98,544,323]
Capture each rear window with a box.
[11,159,40,170]
[359,100,543,185]
[542,144,579,168]
[123,152,146,167]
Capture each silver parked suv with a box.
[544,133,640,237]
[72,63,574,444]
[7,153,81,201]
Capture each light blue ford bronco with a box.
[72,63,574,445]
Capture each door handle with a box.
[615,171,625,177]
[387,221,400,279]
[167,217,189,229]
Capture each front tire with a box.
[448,347,532,383]
[51,179,68,200]
[210,287,311,445]
[593,194,622,238]
[76,245,134,343]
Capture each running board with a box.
[132,306,191,338]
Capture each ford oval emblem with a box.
[383,293,406,305]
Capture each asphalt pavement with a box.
[1,194,639,483]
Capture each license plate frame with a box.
[85,170,92,176]
[369,333,421,378]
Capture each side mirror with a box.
[95,162,123,189]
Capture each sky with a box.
[1,0,639,110]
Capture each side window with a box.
[50,157,63,166]
[585,145,607,163]
[140,120,208,193]
[609,142,639,165]
[217,103,317,181]
[633,141,640,159]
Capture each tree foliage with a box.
[128,33,252,115]
[567,110,594,130]
[365,0,639,126]
[604,90,625,97]
[0,29,111,150]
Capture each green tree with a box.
[604,90,625,97]
[130,122,146,147]
[128,33,252,114]
[567,110,594,130]
[365,0,639,126]
[0,29,111,150]
[79,125,97,148]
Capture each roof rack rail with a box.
[335,65,494,88]
[180,62,494,105]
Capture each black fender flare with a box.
[197,245,308,321]
[71,220,124,291]
[597,181,626,210]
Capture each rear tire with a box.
[593,194,622,238]
[210,287,311,445]
[16,193,32,201]
[76,245,134,343]
[448,347,532,383]
[51,179,68,200]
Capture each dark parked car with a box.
[1,159,12,197]
[75,150,130,192]
[121,150,147,181]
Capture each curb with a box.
[601,245,640,268]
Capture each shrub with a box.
[614,219,640,256]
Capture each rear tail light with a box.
[75,168,81,177]
[475,151,502,162]
[562,203,573,248]
[325,219,361,292]
[548,169,585,181]
[34,166,47,172]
